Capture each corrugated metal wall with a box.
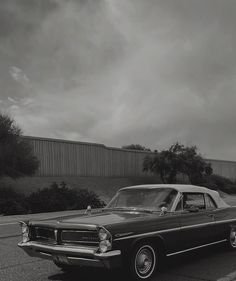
[25,136,152,177]
[206,159,236,180]
[25,136,236,179]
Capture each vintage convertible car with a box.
[18,184,236,280]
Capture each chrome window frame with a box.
[172,192,217,213]
[171,192,183,212]
[204,193,217,210]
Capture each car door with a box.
[177,192,216,250]
[154,212,182,254]
[209,197,234,242]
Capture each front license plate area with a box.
[53,255,68,264]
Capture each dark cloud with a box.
[0,0,236,160]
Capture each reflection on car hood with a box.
[57,209,153,226]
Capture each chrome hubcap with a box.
[230,230,236,247]
[135,246,156,278]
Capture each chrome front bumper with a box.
[18,241,121,269]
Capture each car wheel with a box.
[229,228,236,249]
[129,243,157,280]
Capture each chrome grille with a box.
[34,227,56,243]
[61,230,99,246]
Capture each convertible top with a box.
[120,184,229,208]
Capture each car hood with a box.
[30,209,155,229]
[59,210,152,226]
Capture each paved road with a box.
[1,212,236,281]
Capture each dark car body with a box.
[18,184,236,279]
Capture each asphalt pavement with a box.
[1,211,236,281]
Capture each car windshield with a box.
[106,188,178,212]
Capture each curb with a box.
[217,271,236,281]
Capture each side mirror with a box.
[160,206,168,216]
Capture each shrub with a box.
[27,182,105,213]
[0,185,28,215]
[74,189,106,209]
[201,174,236,194]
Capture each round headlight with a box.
[99,240,111,253]
[98,228,108,241]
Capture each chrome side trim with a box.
[114,218,236,241]
[180,218,236,228]
[114,227,180,241]
[166,239,227,256]
[215,219,236,225]
[181,222,214,230]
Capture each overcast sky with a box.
[0,0,236,160]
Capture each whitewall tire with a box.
[130,244,157,280]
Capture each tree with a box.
[122,144,151,151]
[0,113,39,178]
[178,144,213,184]
[143,143,182,183]
[143,143,212,184]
